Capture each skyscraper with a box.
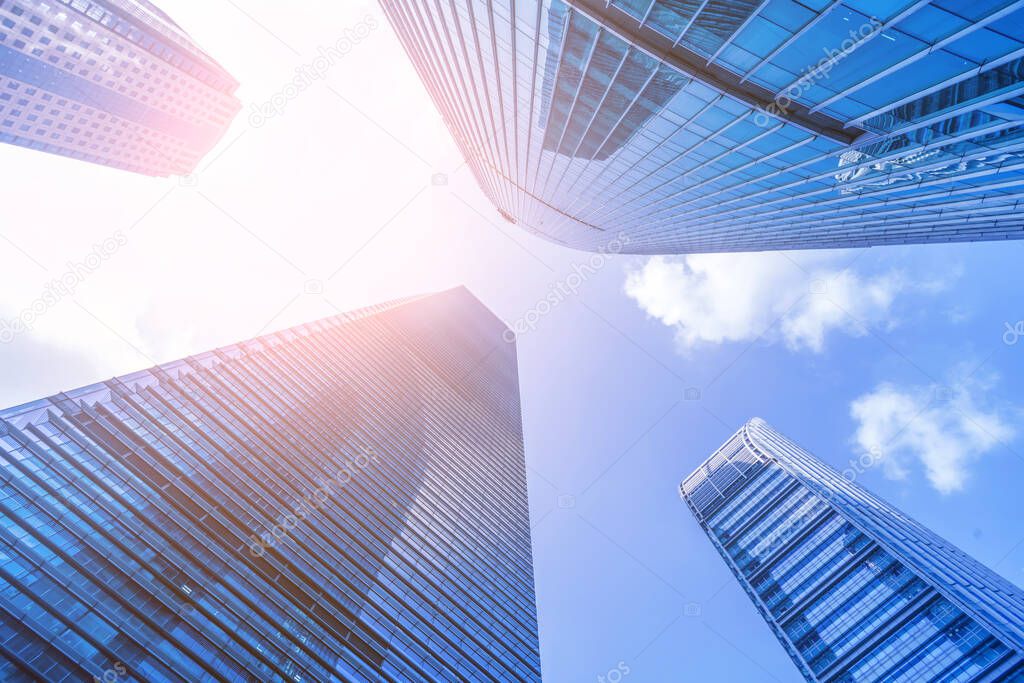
[0,0,240,176]
[681,418,1024,682]
[381,0,1024,253]
[0,288,541,682]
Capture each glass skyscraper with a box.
[0,0,240,176]
[681,418,1024,682]
[381,0,1024,253]
[0,287,541,682]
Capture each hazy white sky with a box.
[0,0,583,407]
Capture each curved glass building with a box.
[0,0,240,176]
[381,0,1024,253]
[682,418,1024,682]
[0,288,541,682]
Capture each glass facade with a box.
[382,0,1024,253]
[0,0,240,176]
[681,418,1024,682]
[0,287,541,682]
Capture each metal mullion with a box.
[143,388,408,682]
[819,592,952,683]
[808,1,1024,115]
[519,0,547,225]
[638,195,1024,250]
[49,405,375,679]
[387,0,512,210]
[283,324,540,661]
[609,143,843,228]
[282,368,536,634]
[916,636,1015,683]
[82,400,387,675]
[199,363,514,683]
[534,20,607,204]
[309,338,534,680]
[543,37,633,203]
[634,0,659,28]
[430,0,517,211]
[705,0,771,67]
[42,413,340,663]
[848,64,1024,130]
[508,0,523,218]
[697,462,773,523]
[659,135,816,201]
[307,313,540,573]
[540,60,665,228]
[772,0,933,101]
[59,396,316,681]
[191,362,413,565]
[322,323,535,573]
[579,106,754,221]
[743,199,1024,233]
[0,429,235,683]
[669,161,1024,232]
[655,132,1024,229]
[774,540,888,629]
[395,0,512,211]
[724,480,805,551]
[524,3,576,214]
[141,380,310,548]
[709,468,792,535]
[740,0,846,84]
[119,387,274,532]
[0,607,92,681]
[600,116,782,223]
[859,110,1021,158]
[158,375,304,508]
[747,511,839,585]
[620,119,1024,233]
[838,130,1024,194]
[568,91,723,221]
[692,510,818,680]
[656,116,1015,216]
[483,0,519,198]
[333,321,540,581]
[0,557,182,682]
[624,198,1024,251]
[751,423,1024,663]
[461,0,520,212]
[671,0,712,48]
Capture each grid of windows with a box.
[0,0,240,175]
[681,418,1024,682]
[382,0,1024,253]
[0,287,542,682]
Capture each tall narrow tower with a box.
[0,288,541,682]
[381,0,1024,253]
[681,418,1024,682]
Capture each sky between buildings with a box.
[1,1,1023,680]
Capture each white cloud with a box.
[624,253,908,352]
[850,374,1015,494]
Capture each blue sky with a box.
[1,2,1024,681]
